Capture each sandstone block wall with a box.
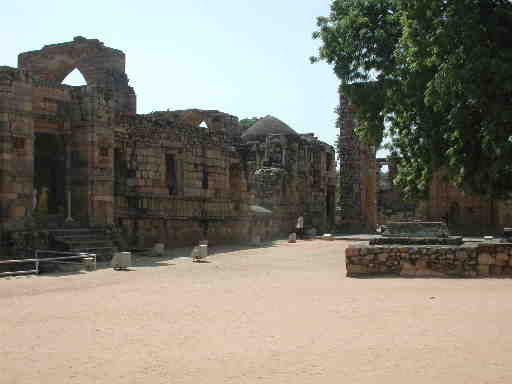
[1,37,336,252]
[346,243,512,278]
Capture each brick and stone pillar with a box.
[0,68,34,225]
[338,92,377,232]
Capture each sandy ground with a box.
[1,239,512,384]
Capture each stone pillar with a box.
[338,92,377,232]
[90,104,114,226]
[0,68,33,224]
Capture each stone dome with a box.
[241,115,298,140]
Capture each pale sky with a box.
[1,1,340,147]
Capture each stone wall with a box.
[346,242,512,278]
[0,37,336,251]
[415,169,512,234]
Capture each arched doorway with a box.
[33,133,66,215]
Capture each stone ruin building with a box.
[338,90,512,234]
[0,37,336,256]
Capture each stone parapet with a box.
[346,242,512,278]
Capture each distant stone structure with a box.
[338,88,512,234]
[0,37,336,255]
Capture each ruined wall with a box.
[0,37,336,251]
[111,110,254,248]
[0,67,34,223]
[346,242,512,278]
[243,132,336,235]
[338,94,377,232]
[414,169,512,234]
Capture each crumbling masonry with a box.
[0,37,336,254]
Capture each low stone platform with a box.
[381,221,449,237]
[346,242,512,278]
[370,236,463,246]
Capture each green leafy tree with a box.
[312,0,512,199]
[239,117,260,131]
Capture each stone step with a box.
[53,234,110,241]
[48,226,115,261]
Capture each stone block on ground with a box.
[82,255,96,271]
[112,252,131,270]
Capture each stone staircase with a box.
[49,227,115,261]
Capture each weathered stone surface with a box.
[370,236,462,246]
[346,243,512,278]
[0,37,337,254]
[381,221,449,237]
[337,94,376,232]
[478,253,493,265]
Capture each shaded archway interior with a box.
[34,133,66,214]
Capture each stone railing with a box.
[346,242,512,278]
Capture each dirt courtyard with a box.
[1,239,512,383]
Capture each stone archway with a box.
[18,36,126,86]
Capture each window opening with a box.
[62,68,87,86]
[202,165,209,189]
[166,154,177,195]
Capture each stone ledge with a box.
[346,243,512,278]
[370,236,463,246]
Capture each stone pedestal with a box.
[192,244,208,262]
[322,233,334,241]
[82,256,96,271]
[199,244,208,258]
[112,251,131,270]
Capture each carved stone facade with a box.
[0,37,336,251]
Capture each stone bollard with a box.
[192,244,208,262]
[83,253,97,271]
[191,246,199,261]
[112,251,132,270]
[288,233,297,243]
[322,233,334,241]
[199,244,208,259]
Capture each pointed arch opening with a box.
[61,68,88,86]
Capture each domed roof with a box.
[241,115,298,140]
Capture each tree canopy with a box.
[239,117,261,131]
[312,0,512,198]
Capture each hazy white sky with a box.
[1,1,340,146]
